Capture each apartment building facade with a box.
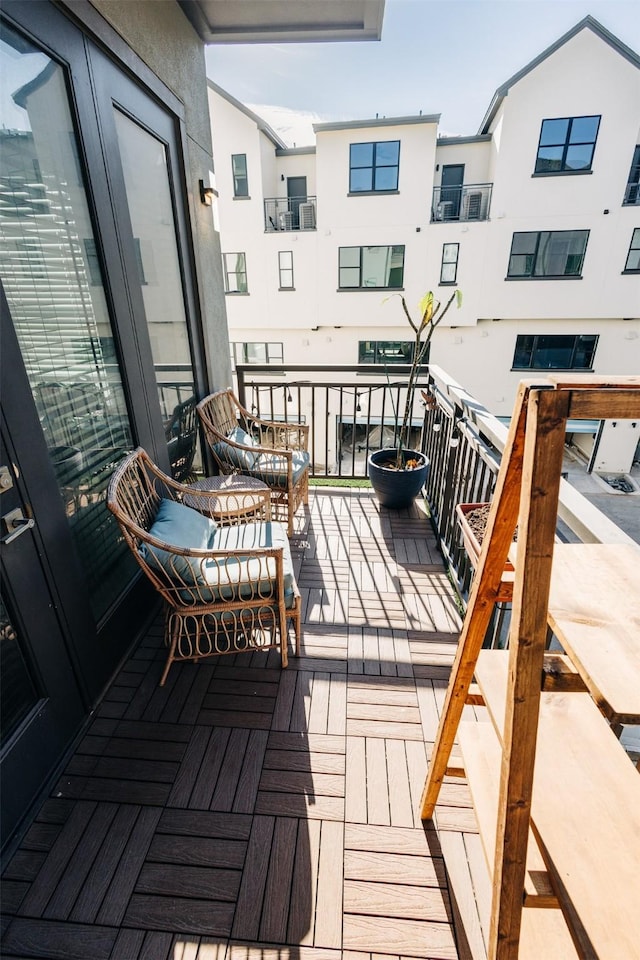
[209,16,640,467]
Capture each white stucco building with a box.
[208,15,640,466]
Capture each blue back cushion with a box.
[213,425,258,470]
[142,498,217,583]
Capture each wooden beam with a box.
[488,388,570,960]
[420,382,529,821]
[567,390,640,419]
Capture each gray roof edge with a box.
[313,114,440,133]
[275,146,316,156]
[207,79,287,149]
[437,134,492,146]
[478,16,640,134]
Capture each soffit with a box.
[178,0,385,43]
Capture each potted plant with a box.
[368,288,461,508]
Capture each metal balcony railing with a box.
[234,361,633,635]
[430,183,492,222]
[264,196,317,232]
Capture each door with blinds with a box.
[0,3,205,845]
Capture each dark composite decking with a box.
[1,489,488,960]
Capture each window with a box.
[624,228,640,273]
[513,334,598,370]
[349,140,400,192]
[231,342,283,368]
[440,243,459,284]
[359,341,415,364]
[507,231,589,278]
[534,116,600,174]
[624,146,640,205]
[223,252,248,293]
[278,251,294,289]
[232,154,248,197]
[339,245,405,289]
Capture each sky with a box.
[205,0,640,145]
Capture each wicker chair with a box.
[107,447,301,686]
[197,389,310,536]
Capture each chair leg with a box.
[160,611,180,686]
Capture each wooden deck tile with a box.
[1,490,477,960]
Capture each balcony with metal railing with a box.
[264,195,317,232]
[430,183,492,222]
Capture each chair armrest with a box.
[253,421,309,452]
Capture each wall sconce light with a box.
[281,174,285,182]
[199,179,216,206]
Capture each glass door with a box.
[1,363,85,850]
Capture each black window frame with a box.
[278,250,294,289]
[623,228,640,273]
[349,140,400,193]
[507,230,589,279]
[222,251,248,293]
[440,242,459,284]
[358,340,416,364]
[231,153,249,198]
[338,245,405,290]
[624,146,640,205]
[512,334,598,371]
[534,115,600,175]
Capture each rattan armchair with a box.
[197,389,310,536]
[107,447,301,686]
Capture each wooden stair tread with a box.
[475,649,640,958]
[548,543,640,724]
[457,722,558,909]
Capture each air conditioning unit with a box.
[435,200,453,221]
[299,202,316,230]
[465,192,482,220]
[279,211,294,231]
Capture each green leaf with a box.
[418,291,434,319]
[455,289,463,308]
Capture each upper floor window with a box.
[231,342,283,368]
[223,252,247,293]
[349,140,400,192]
[534,116,600,174]
[623,228,640,273]
[624,146,640,205]
[278,251,294,289]
[507,230,589,279]
[339,245,405,289]
[440,243,459,284]
[359,340,415,364]
[232,154,248,197]
[513,334,598,371]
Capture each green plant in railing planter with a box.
[367,288,462,509]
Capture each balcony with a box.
[2,365,638,959]
[430,183,492,222]
[264,196,317,232]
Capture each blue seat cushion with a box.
[251,449,310,488]
[212,425,258,470]
[199,520,296,608]
[142,498,217,582]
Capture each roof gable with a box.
[479,16,640,134]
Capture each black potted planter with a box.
[368,448,430,509]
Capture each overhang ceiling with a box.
[178,0,385,43]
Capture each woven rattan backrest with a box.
[107,448,167,550]
[198,390,241,442]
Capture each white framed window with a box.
[223,252,247,293]
[278,251,294,289]
[440,243,459,284]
